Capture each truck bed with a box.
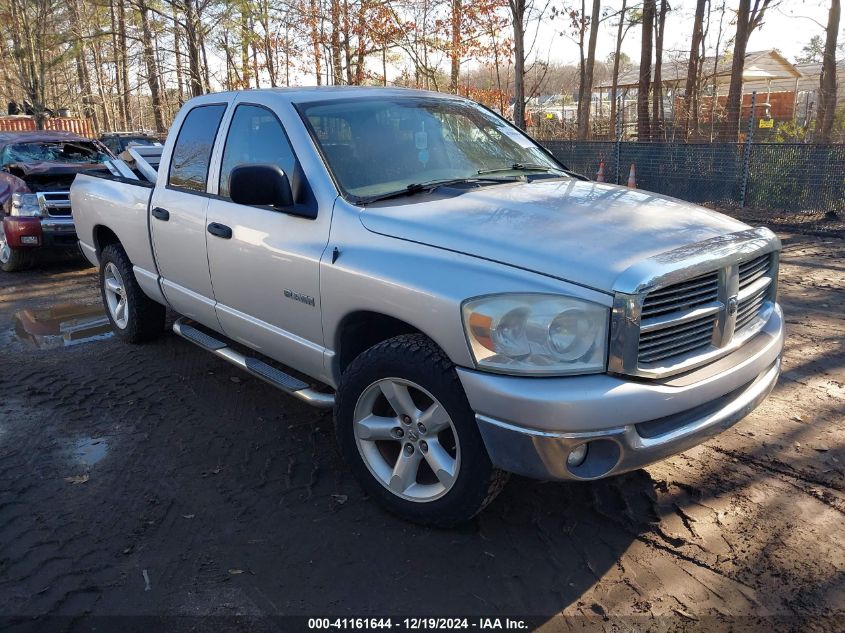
[70,172,157,279]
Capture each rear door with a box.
[150,103,227,328]
[205,99,331,380]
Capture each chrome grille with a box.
[736,254,773,333]
[609,228,781,380]
[640,271,719,318]
[638,313,717,363]
[636,253,775,367]
[37,191,72,217]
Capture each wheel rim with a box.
[103,262,129,329]
[353,378,461,503]
[0,224,10,264]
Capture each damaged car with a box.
[0,131,110,272]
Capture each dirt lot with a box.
[0,234,843,632]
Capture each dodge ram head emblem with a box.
[728,296,739,316]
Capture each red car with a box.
[0,130,110,272]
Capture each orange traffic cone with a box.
[626,163,637,188]
[595,159,606,182]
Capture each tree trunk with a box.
[577,0,601,139]
[449,0,462,93]
[637,0,654,141]
[816,0,841,143]
[330,0,343,84]
[139,0,166,133]
[721,0,773,141]
[118,0,133,125]
[109,0,127,128]
[241,5,251,88]
[509,0,526,130]
[309,0,323,85]
[184,0,203,96]
[651,0,666,140]
[172,2,185,104]
[721,0,750,141]
[609,0,628,139]
[683,0,707,139]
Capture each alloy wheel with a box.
[103,262,129,329]
[353,377,461,502]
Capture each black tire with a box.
[0,247,33,272]
[99,243,166,343]
[335,334,509,527]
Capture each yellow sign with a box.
[759,118,774,129]
[545,113,555,120]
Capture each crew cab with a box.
[0,131,110,271]
[70,88,784,526]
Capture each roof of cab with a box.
[186,85,458,106]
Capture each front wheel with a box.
[335,334,508,527]
[99,243,165,343]
[0,222,34,272]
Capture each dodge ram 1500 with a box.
[70,87,784,526]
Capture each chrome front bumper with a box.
[459,305,783,481]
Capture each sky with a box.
[529,0,833,68]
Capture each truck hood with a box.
[359,179,749,293]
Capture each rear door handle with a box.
[207,222,233,239]
[151,207,170,221]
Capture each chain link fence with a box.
[542,140,845,234]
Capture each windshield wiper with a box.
[359,176,511,204]
[476,163,558,175]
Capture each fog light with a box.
[567,443,588,468]
[20,236,39,245]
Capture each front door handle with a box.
[207,222,233,239]
[151,207,170,221]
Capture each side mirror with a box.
[229,164,294,208]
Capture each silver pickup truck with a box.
[71,87,784,526]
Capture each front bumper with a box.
[459,305,784,481]
[3,216,77,249]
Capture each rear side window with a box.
[168,104,226,192]
[218,104,297,199]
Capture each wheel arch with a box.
[93,224,121,257]
[335,311,440,376]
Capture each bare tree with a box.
[637,0,654,141]
[683,0,707,139]
[651,0,667,139]
[719,0,776,141]
[576,0,601,139]
[816,0,841,143]
[509,0,527,129]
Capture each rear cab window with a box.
[168,104,226,192]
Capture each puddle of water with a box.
[12,303,112,349]
[73,436,108,466]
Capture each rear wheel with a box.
[99,243,165,343]
[0,223,34,272]
[335,334,508,526]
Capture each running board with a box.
[172,317,335,409]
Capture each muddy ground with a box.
[0,233,843,632]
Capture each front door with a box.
[205,102,331,380]
[150,103,227,329]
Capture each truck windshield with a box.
[299,96,567,202]
[1,141,107,167]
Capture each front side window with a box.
[299,97,566,201]
[218,104,297,199]
[168,104,226,192]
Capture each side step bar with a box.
[173,317,335,409]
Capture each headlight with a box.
[462,293,609,376]
[11,193,41,217]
